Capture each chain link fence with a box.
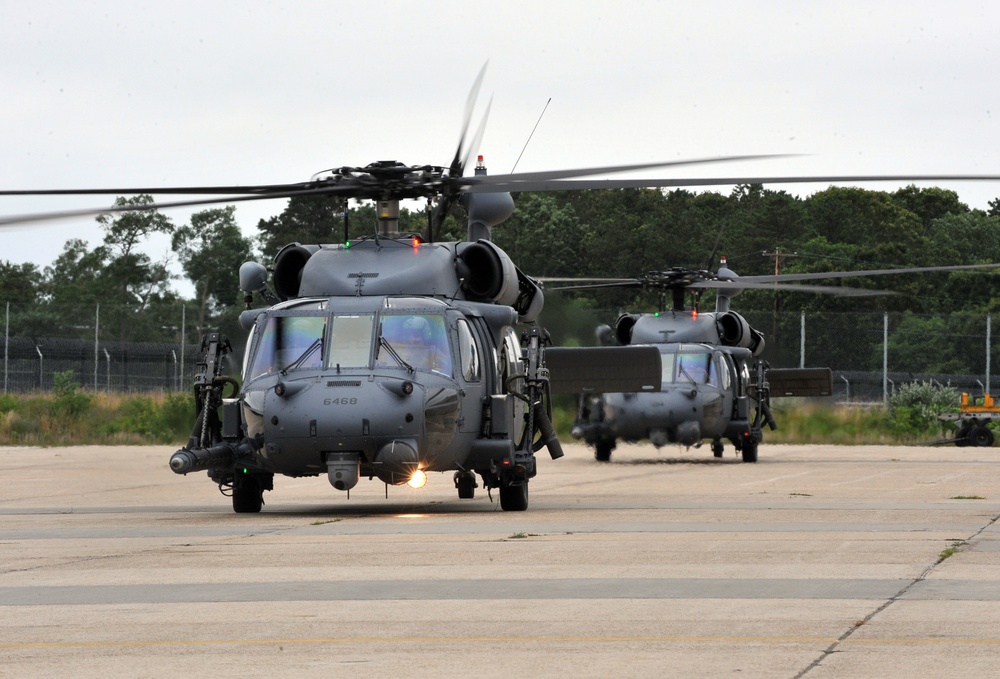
[2,302,997,401]
[742,309,996,403]
[0,302,247,393]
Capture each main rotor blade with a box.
[0,183,313,197]
[463,155,799,186]
[465,173,1000,193]
[461,95,493,176]
[737,262,1000,284]
[688,280,890,296]
[545,279,888,296]
[0,184,360,227]
[450,61,489,177]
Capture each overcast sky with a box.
[2,1,999,294]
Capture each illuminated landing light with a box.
[407,469,427,489]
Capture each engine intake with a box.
[614,314,639,345]
[273,244,319,300]
[716,311,765,356]
[457,241,518,306]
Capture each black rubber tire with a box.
[594,440,614,462]
[457,474,476,499]
[499,481,529,511]
[741,442,758,463]
[712,439,724,458]
[971,426,995,447]
[233,475,264,513]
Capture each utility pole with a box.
[761,248,799,363]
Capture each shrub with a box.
[887,380,960,438]
[51,369,93,418]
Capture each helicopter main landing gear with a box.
[499,480,529,511]
[740,441,758,463]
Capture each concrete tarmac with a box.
[1,442,998,678]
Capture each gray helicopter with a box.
[164,156,666,513]
[547,258,1000,463]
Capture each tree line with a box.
[3,184,1000,356]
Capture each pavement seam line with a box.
[792,509,1000,679]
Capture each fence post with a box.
[800,311,805,369]
[180,303,186,388]
[882,312,888,405]
[987,313,992,396]
[4,302,8,394]
[94,304,100,390]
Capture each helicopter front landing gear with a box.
[231,472,272,513]
[454,471,478,499]
[594,438,615,463]
[712,438,725,458]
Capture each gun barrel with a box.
[169,443,236,475]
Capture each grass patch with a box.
[0,388,194,446]
[938,540,968,562]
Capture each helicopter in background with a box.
[545,258,1000,462]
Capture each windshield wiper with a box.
[280,338,322,375]
[377,336,414,373]
[677,360,697,384]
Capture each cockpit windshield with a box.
[328,314,375,368]
[247,314,327,379]
[376,313,453,376]
[661,350,719,387]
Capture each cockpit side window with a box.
[456,318,482,382]
[718,354,733,390]
[377,313,453,376]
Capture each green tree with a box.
[172,206,255,337]
[892,185,968,232]
[257,196,346,259]
[492,192,585,277]
[95,195,176,339]
[0,261,42,303]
